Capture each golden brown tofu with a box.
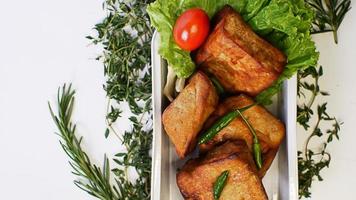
[195,6,286,96]
[177,141,268,200]
[162,71,219,158]
[200,95,285,177]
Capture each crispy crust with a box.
[177,141,268,200]
[195,5,286,96]
[162,71,219,158]
[199,95,285,177]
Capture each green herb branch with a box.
[89,0,155,199]
[297,0,350,197]
[307,0,351,43]
[50,0,155,199]
[297,66,341,199]
[49,84,119,200]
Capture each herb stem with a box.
[105,98,122,142]
[297,71,319,121]
[307,79,318,109]
[315,151,331,163]
[332,26,338,44]
[311,29,333,34]
[304,117,321,159]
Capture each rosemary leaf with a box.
[307,0,351,43]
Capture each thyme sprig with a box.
[90,0,155,199]
[307,0,351,43]
[50,0,154,199]
[298,1,351,197]
[297,66,341,199]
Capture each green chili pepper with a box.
[198,110,238,144]
[253,142,263,169]
[198,103,257,145]
[213,170,229,200]
[210,76,225,95]
[236,109,263,169]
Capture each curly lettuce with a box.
[147,0,319,104]
[146,0,194,78]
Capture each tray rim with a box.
[150,31,298,200]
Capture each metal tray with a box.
[151,31,298,200]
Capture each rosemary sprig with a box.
[51,0,155,199]
[297,66,341,199]
[307,0,351,43]
[49,84,119,200]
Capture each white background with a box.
[0,0,355,199]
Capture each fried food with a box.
[162,71,219,158]
[195,5,286,96]
[200,95,285,177]
[177,141,268,200]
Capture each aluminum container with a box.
[151,31,298,200]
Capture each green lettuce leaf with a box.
[147,0,319,103]
[146,0,194,78]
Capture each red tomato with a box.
[173,8,210,51]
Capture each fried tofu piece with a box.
[177,141,268,200]
[195,6,286,96]
[162,71,219,158]
[200,95,285,177]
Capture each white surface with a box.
[0,1,355,200]
[0,1,116,200]
[297,3,356,199]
